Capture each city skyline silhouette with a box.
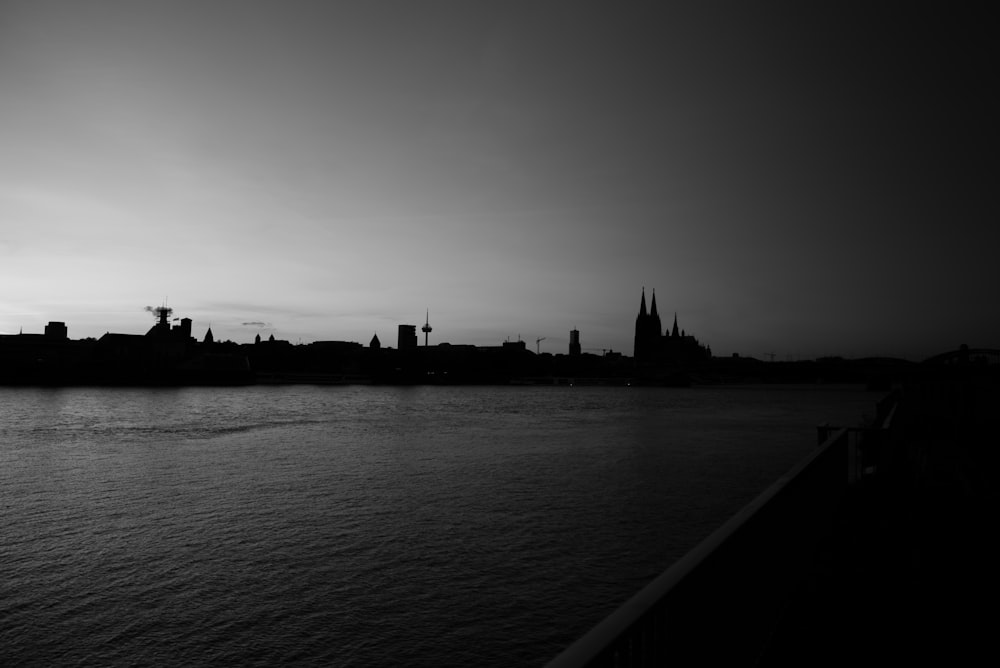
[9,286,986,388]
[2,3,997,361]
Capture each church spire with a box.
[672,312,680,338]
[648,289,662,338]
[638,287,648,317]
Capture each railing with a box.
[547,390,903,667]
[546,427,851,667]
[838,388,901,484]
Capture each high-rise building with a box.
[397,324,417,350]
[569,329,581,356]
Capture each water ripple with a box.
[1,384,874,666]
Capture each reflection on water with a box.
[0,384,875,666]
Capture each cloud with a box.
[242,321,270,327]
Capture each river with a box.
[1,384,878,666]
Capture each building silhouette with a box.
[633,288,662,362]
[44,321,68,340]
[633,288,710,381]
[0,304,254,385]
[569,329,581,356]
[1,290,734,386]
[398,324,417,350]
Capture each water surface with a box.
[1,384,876,666]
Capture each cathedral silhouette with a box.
[633,288,711,377]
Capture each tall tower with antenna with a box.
[421,310,432,346]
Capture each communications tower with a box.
[421,310,432,346]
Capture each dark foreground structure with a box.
[548,367,999,666]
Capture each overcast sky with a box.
[2,1,996,360]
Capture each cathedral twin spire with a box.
[635,287,689,358]
[634,287,709,364]
[637,287,664,335]
[640,288,682,337]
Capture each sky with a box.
[1,1,997,360]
